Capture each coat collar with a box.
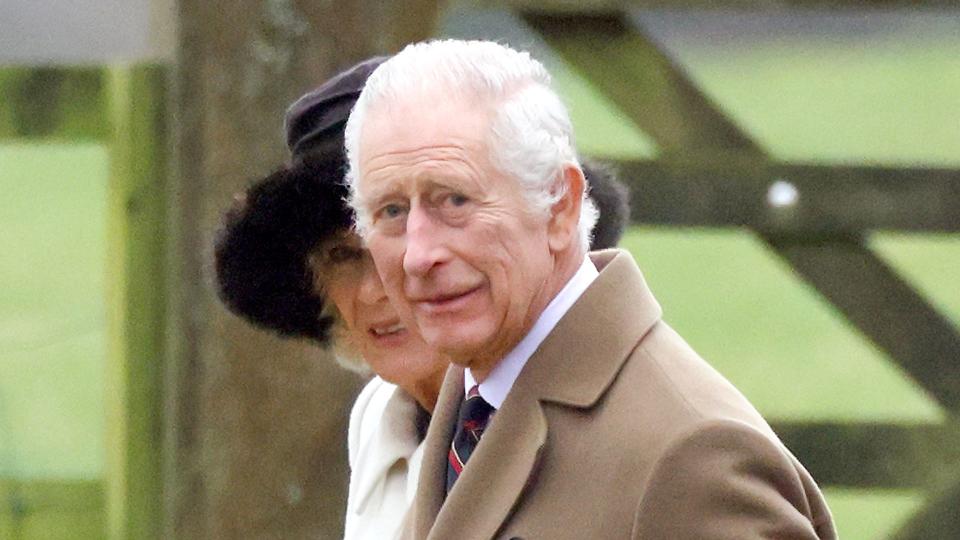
[412,365,463,539]
[414,365,547,540]
[520,249,662,408]
[352,384,424,514]
[410,249,662,539]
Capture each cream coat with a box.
[345,377,425,540]
[407,249,836,540]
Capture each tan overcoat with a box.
[405,249,836,540]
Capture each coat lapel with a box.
[352,386,423,514]
[411,365,463,539]
[428,389,547,540]
[522,250,662,408]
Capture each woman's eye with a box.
[327,246,363,264]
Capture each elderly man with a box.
[344,40,836,539]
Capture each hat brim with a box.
[214,154,353,344]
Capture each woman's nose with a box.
[356,257,387,305]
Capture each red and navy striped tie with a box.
[446,385,495,493]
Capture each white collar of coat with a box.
[353,383,422,514]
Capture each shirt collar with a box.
[465,255,599,408]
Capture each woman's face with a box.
[311,230,447,410]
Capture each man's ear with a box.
[547,164,585,253]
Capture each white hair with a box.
[343,39,598,252]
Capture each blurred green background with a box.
[2,8,958,539]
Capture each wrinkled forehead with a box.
[363,88,491,143]
[356,95,494,191]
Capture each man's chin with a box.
[419,324,490,365]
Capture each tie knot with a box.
[460,385,494,428]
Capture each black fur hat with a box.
[213,58,632,344]
[215,58,387,343]
[214,152,352,342]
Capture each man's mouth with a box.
[414,285,482,313]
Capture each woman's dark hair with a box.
[581,159,630,251]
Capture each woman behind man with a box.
[214,57,630,539]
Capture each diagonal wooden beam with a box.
[763,236,960,413]
[892,478,960,540]
[523,12,761,154]
[772,421,960,489]
[613,159,960,233]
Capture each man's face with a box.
[356,95,560,377]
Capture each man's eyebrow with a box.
[359,184,405,209]
[420,177,459,190]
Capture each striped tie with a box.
[446,385,495,493]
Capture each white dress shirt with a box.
[465,255,599,408]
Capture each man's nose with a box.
[403,204,447,278]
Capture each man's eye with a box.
[437,192,469,209]
[448,193,469,207]
[380,203,406,219]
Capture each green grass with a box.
[823,488,926,539]
[0,143,108,480]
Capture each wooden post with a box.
[0,67,105,140]
[167,1,445,538]
[105,64,169,540]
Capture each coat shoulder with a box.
[616,319,775,441]
[631,418,837,539]
[525,320,836,538]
